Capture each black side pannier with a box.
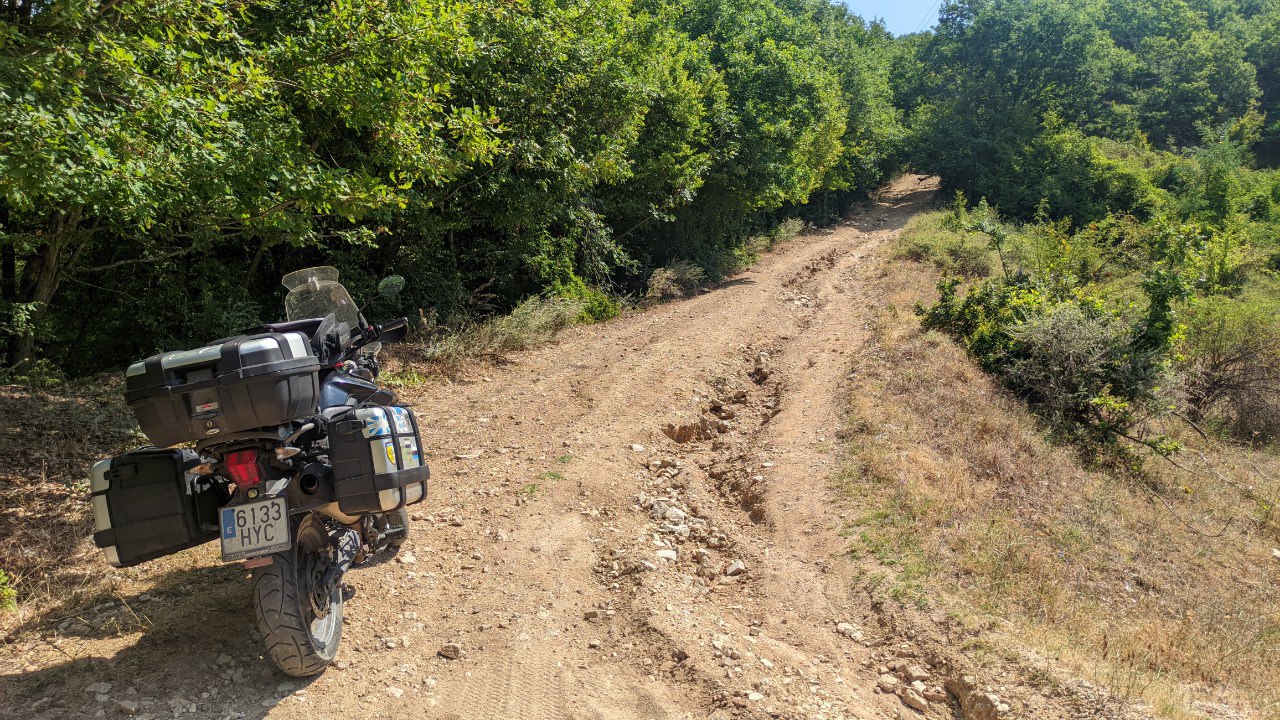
[124,332,320,447]
[329,406,429,515]
[90,448,220,568]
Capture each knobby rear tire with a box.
[252,517,342,677]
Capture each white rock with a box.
[385,687,404,698]
[630,444,645,452]
[656,549,678,562]
[898,686,929,712]
[835,622,862,640]
[724,560,747,576]
[398,552,417,565]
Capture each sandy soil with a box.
[1,176,1143,720]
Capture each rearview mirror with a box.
[377,275,406,299]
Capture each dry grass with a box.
[404,294,587,377]
[0,377,149,633]
[645,261,708,303]
[841,226,1280,718]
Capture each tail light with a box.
[224,449,262,487]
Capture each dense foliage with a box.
[0,0,900,376]
[894,0,1280,453]
[4,0,1278,453]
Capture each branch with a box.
[1171,411,1208,440]
[66,245,201,274]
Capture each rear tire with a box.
[252,517,342,677]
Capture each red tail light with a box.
[224,449,262,486]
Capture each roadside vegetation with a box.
[0,0,901,382]
[850,211,1280,717]
[839,5,1280,714]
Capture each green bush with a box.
[919,274,1177,457]
[550,277,621,323]
[0,569,15,612]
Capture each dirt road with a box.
[3,176,1117,720]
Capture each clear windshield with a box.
[282,266,360,327]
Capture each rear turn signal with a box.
[224,449,262,487]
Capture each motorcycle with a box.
[89,266,428,676]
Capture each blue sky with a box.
[843,0,941,35]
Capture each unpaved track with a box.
[4,176,1109,719]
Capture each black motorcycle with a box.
[89,266,429,676]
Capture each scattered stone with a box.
[583,609,600,620]
[335,660,350,670]
[397,552,417,565]
[898,686,929,713]
[115,699,140,716]
[724,560,747,576]
[1272,548,1280,560]
[923,686,949,703]
[945,676,1009,720]
[588,640,601,649]
[438,643,462,660]
[85,682,113,694]
[630,444,645,452]
[747,692,764,702]
[672,648,689,662]
[385,687,404,699]
[877,675,899,693]
[903,664,930,682]
[656,549,678,562]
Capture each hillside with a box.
[2,176,1272,720]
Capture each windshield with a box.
[282,266,360,327]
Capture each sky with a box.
[844,0,941,36]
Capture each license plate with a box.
[220,497,290,561]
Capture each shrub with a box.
[895,210,994,277]
[1180,295,1280,443]
[919,269,1181,458]
[646,261,707,302]
[0,569,15,612]
[550,277,621,323]
[419,295,586,369]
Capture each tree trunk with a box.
[11,240,64,372]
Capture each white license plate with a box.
[220,497,290,561]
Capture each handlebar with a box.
[335,317,409,366]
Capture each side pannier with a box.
[90,448,221,567]
[329,406,429,514]
[124,332,320,447]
